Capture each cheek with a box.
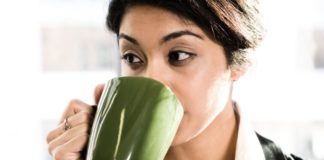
[205,77,232,111]
[170,72,232,145]
[176,71,231,116]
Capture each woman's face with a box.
[119,5,238,146]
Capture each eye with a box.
[168,50,196,66]
[121,53,143,64]
[121,52,144,70]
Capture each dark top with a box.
[256,133,303,160]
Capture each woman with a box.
[46,0,302,159]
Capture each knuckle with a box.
[80,123,90,133]
[80,111,90,122]
[53,147,67,160]
[68,99,80,108]
[46,132,53,143]
[47,142,56,156]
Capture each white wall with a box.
[0,1,116,159]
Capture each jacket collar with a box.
[234,103,265,160]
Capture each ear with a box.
[230,68,246,81]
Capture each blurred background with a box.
[0,0,323,159]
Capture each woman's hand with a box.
[46,84,105,160]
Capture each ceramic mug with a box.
[86,77,183,160]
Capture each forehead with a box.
[119,5,199,35]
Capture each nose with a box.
[143,60,171,88]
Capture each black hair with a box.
[106,0,265,69]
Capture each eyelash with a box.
[121,50,196,69]
[121,53,143,70]
[121,53,143,64]
[168,50,196,66]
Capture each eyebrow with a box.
[118,33,139,45]
[160,30,203,44]
[118,30,203,46]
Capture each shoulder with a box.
[256,132,303,160]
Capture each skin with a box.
[47,5,245,160]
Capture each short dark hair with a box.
[106,0,265,70]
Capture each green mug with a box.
[86,77,184,160]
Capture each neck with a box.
[165,101,239,160]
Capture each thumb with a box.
[94,83,105,104]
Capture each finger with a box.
[52,134,89,160]
[48,123,90,155]
[94,84,105,104]
[47,111,93,143]
[59,99,93,123]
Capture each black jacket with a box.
[256,133,303,160]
